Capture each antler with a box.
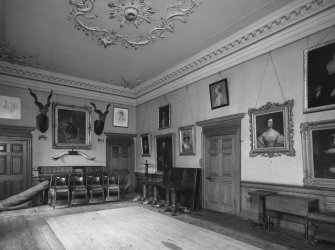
[103,103,111,116]
[45,90,53,109]
[90,102,102,116]
[28,88,44,112]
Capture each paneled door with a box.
[0,139,30,200]
[205,134,237,214]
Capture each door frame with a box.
[196,113,245,215]
[0,125,34,191]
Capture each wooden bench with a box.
[308,211,335,245]
[266,194,319,243]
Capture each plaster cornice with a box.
[134,0,335,100]
[0,63,136,106]
[0,0,334,106]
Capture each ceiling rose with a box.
[68,0,201,49]
[108,0,155,28]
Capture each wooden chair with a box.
[48,174,70,209]
[86,174,104,203]
[103,173,120,201]
[69,173,88,206]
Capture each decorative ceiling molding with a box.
[68,0,201,49]
[135,0,335,104]
[104,76,145,89]
[0,0,334,107]
[133,0,334,97]
[0,61,135,98]
[108,0,155,28]
[0,41,42,68]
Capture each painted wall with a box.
[0,84,136,169]
[136,27,335,186]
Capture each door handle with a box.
[206,176,212,181]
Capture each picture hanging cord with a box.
[317,24,335,46]
[163,93,169,105]
[255,53,270,107]
[218,71,224,80]
[186,85,195,124]
[255,52,285,106]
[269,51,286,102]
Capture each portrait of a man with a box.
[141,134,150,156]
[158,104,170,129]
[304,39,335,113]
[156,136,173,172]
[312,129,335,179]
[53,103,91,149]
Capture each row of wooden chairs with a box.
[47,173,123,209]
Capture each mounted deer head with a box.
[91,102,111,135]
[29,88,53,133]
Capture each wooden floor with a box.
[0,195,334,250]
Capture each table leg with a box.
[305,217,309,244]
[266,209,270,232]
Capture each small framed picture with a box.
[301,119,335,188]
[0,95,21,119]
[303,39,335,113]
[141,133,151,157]
[248,100,295,157]
[113,107,128,128]
[179,125,195,155]
[209,78,229,110]
[158,104,171,129]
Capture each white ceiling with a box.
[2,0,295,97]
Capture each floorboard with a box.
[0,195,334,250]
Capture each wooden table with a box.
[266,194,319,243]
[248,190,277,229]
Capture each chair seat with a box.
[71,185,86,190]
[49,186,69,192]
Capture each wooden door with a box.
[205,134,237,213]
[0,139,30,200]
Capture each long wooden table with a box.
[266,194,319,243]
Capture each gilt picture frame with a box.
[158,104,171,129]
[303,39,335,113]
[52,103,92,149]
[209,78,229,110]
[301,119,335,188]
[248,100,295,157]
[179,125,195,155]
[155,134,175,173]
[113,107,128,128]
[141,133,151,157]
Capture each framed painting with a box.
[248,100,295,157]
[303,39,335,113]
[0,95,21,119]
[158,104,171,129]
[179,125,195,155]
[141,133,151,157]
[52,103,92,149]
[301,119,335,188]
[113,107,128,128]
[156,134,174,173]
[209,78,229,110]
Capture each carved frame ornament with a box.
[68,0,201,49]
[248,100,295,158]
[301,119,335,189]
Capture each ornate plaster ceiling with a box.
[1,0,300,99]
